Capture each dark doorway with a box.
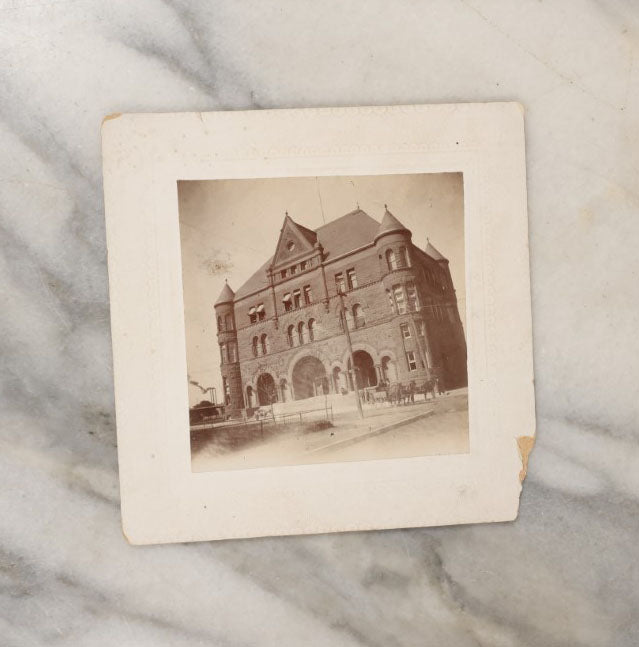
[349,350,377,389]
[292,356,328,400]
[256,373,277,406]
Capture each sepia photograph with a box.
[103,103,532,543]
[179,173,469,472]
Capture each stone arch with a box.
[347,349,378,388]
[256,373,277,406]
[291,355,329,400]
[341,342,380,369]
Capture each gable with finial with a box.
[271,212,318,269]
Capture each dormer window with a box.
[256,303,265,321]
[287,240,296,251]
[248,306,257,324]
[283,293,292,312]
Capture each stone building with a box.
[214,207,467,417]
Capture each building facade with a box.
[214,207,467,417]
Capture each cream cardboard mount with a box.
[101,103,535,545]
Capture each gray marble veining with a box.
[1,1,638,645]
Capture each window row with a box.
[384,247,410,272]
[339,303,366,330]
[216,313,235,332]
[399,320,426,339]
[219,341,238,364]
[248,303,266,324]
[334,267,357,294]
[252,334,270,357]
[280,258,311,279]
[287,319,316,347]
[386,282,420,314]
[283,285,312,311]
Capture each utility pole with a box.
[338,290,364,419]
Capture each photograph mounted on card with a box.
[102,103,535,545]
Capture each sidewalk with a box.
[191,392,468,472]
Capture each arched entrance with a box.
[381,355,397,384]
[292,356,328,400]
[348,350,378,389]
[256,373,277,406]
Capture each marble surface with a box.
[2,1,638,645]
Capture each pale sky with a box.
[179,173,464,406]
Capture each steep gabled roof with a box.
[374,206,410,242]
[214,281,235,305]
[315,209,380,260]
[234,208,380,301]
[425,239,447,262]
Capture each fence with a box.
[190,404,334,433]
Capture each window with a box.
[252,337,259,357]
[290,265,297,275]
[293,289,301,309]
[386,289,396,314]
[260,334,269,355]
[308,318,315,341]
[283,293,292,312]
[225,313,233,330]
[217,316,222,331]
[287,324,295,347]
[400,322,411,339]
[256,303,265,321]
[406,282,420,311]
[346,268,358,290]
[287,240,295,251]
[448,306,456,323]
[406,351,418,371]
[300,260,307,271]
[352,304,365,329]
[281,269,287,279]
[335,272,345,294]
[220,343,226,364]
[398,246,409,268]
[248,306,257,324]
[223,377,230,405]
[418,320,426,337]
[386,249,398,271]
[298,321,306,345]
[393,285,406,314]
[303,285,312,305]
[228,341,237,363]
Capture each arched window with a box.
[228,341,237,363]
[252,336,259,357]
[386,248,398,271]
[298,321,306,345]
[308,318,315,341]
[287,324,295,347]
[260,333,269,355]
[352,304,365,329]
[398,246,409,268]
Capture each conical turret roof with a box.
[374,205,410,242]
[215,281,235,305]
[425,239,447,262]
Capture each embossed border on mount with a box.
[102,103,534,544]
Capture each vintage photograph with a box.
[179,173,468,472]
